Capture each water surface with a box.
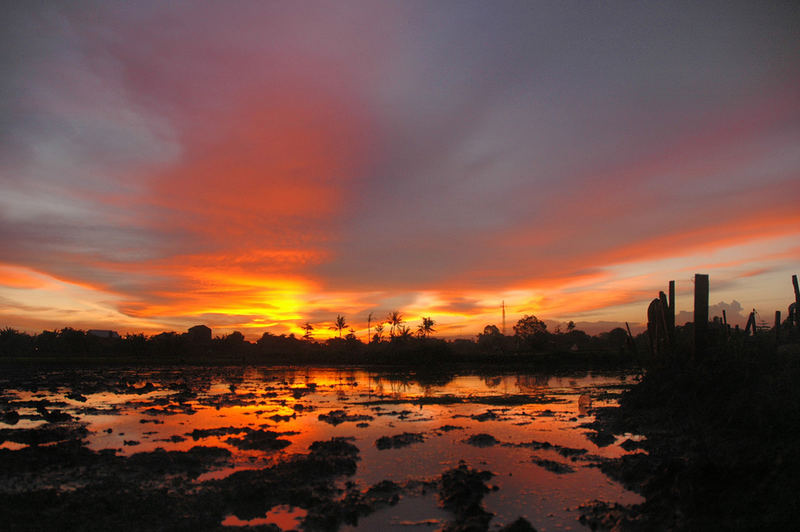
[0,366,643,530]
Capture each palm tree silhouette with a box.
[396,325,413,340]
[329,315,348,338]
[373,322,385,343]
[417,316,435,338]
[387,311,403,338]
[301,322,314,340]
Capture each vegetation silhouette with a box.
[0,313,644,368]
[387,311,403,338]
[417,316,435,338]
[329,315,348,338]
[2,283,796,370]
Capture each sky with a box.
[1,1,799,340]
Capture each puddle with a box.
[222,504,307,528]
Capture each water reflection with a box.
[1,367,642,530]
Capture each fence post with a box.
[694,274,709,355]
[668,280,676,332]
[793,275,800,329]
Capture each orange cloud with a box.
[147,90,366,245]
[0,265,47,290]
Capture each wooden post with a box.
[744,311,756,336]
[694,274,709,354]
[793,275,800,304]
[668,280,676,331]
[625,322,638,356]
[722,309,729,340]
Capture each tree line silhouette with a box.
[1,305,794,366]
[0,311,652,366]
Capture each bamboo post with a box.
[694,274,709,355]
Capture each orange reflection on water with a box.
[4,367,643,529]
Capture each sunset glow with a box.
[2,2,798,339]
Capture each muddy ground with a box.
[579,345,800,530]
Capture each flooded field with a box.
[0,366,644,531]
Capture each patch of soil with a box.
[267,413,296,422]
[499,517,538,531]
[507,440,588,459]
[2,410,20,425]
[187,426,250,440]
[0,423,88,446]
[578,500,639,531]
[619,438,647,452]
[531,456,575,474]
[317,409,374,425]
[464,433,499,447]
[375,432,425,450]
[437,461,495,531]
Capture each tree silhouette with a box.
[513,314,547,338]
[513,314,548,350]
[417,316,436,338]
[329,315,348,338]
[481,324,501,336]
[477,324,504,352]
[301,322,314,340]
[387,311,403,338]
[373,322,385,343]
[396,325,413,340]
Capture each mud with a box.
[375,432,425,450]
[0,422,88,445]
[318,409,375,426]
[464,433,499,447]
[437,462,496,531]
[531,456,575,474]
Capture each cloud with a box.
[1,2,799,336]
[675,300,748,327]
